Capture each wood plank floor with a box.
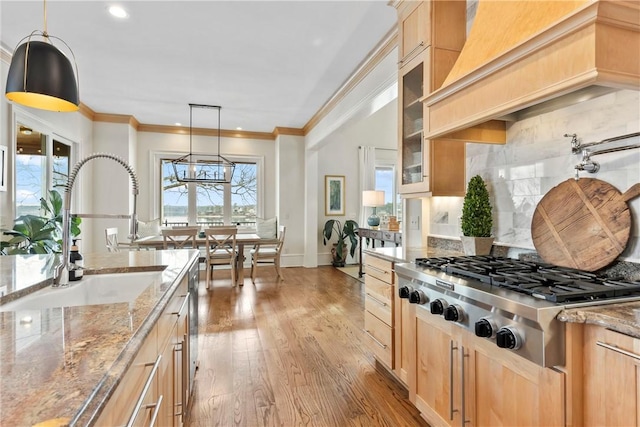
[187,266,428,427]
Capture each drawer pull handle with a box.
[597,341,640,361]
[363,329,387,349]
[366,265,388,274]
[126,354,162,427]
[366,293,388,307]
[171,293,190,317]
[146,394,163,427]
[450,340,458,421]
[398,41,425,65]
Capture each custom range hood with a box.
[423,0,640,144]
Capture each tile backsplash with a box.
[428,89,640,262]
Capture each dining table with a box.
[133,233,278,285]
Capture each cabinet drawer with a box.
[365,274,393,304]
[365,296,392,326]
[364,255,394,284]
[364,311,393,368]
[381,231,395,241]
[157,277,189,348]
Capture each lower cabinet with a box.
[97,270,192,427]
[362,254,395,370]
[394,287,411,385]
[412,305,565,427]
[583,324,640,426]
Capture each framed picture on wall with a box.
[325,175,345,216]
[0,145,7,192]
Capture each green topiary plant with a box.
[461,175,493,237]
[322,219,359,267]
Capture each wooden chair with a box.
[250,225,286,283]
[105,227,138,252]
[161,227,198,250]
[203,226,238,289]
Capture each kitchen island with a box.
[0,250,199,426]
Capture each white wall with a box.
[427,90,640,262]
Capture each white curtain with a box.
[358,146,376,228]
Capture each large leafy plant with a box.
[1,190,81,255]
[461,175,493,237]
[322,219,359,265]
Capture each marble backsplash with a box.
[428,89,640,263]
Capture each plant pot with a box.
[331,243,347,267]
[460,236,494,256]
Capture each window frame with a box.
[151,150,265,227]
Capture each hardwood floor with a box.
[188,266,428,427]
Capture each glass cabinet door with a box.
[400,60,425,189]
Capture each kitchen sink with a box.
[0,271,164,312]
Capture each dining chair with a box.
[161,228,198,250]
[203,226,238,289]
[105,227,138,252]
[250,225,286,283]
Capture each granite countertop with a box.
[558,302,640,339]
[0,249,199,426]
[363,246,462,264]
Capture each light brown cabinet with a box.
[411,305,565,427]
[96,267,193,427]
[362,254,395,370]
[396,1,467,197]
[393,278,412,385]
[583,324,640,426]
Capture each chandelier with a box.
[172,104,235,184]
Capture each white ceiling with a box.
[1,1,397,132]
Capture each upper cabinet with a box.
[396,1,467,197]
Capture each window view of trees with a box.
[375,165,397,218]
[162,160,258,226]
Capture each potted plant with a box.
[460,175,494,256]
[0,190,81,255]
[322,219,359,267]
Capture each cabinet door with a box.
[158,322,178,427]
[399,1,430,65]
[464,334,565,427]
[413,307,458,427]
[393,293,411,386]
[584,325,640,426]
[430,139,465,197]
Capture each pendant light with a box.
[172,104,236,184]
[5,0,79,112]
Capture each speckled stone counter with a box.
[0,250,199,426]
[558,302,640,339]
[363,246,463,264]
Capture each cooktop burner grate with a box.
[414,256,640,303]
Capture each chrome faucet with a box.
[54,153,139,286]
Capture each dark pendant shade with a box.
[5,40,79,112]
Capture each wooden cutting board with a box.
[531,178,640,271]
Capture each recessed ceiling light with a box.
[236,127,243,131]
[175,122,182,127]
[108,6,128,19]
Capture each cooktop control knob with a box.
[475,318,496,338]
[399,286,412,299]
[409,289,428,304]
[443,304,464,322]
[430,299,448,315]
[496,327,522,350]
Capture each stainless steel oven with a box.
[187,260,199,398]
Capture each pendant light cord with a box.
[43,0,48,38]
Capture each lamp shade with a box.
[5,40,79,112]
[362,190,385,207]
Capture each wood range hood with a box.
[422,0,640,144]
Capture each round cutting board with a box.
[531,178,640,271]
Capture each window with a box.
[375,164,400,219]
[161,159,258,227]
[15,124,70,217]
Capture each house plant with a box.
[0,190,81,255]
[322,219,359,267]
[460,175,494,255]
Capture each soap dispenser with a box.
[69,239,84,281]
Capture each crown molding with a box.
[273,127,305,137]
[137,123,275,140]
[303,26,398,134]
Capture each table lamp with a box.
[362,190,385,227]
